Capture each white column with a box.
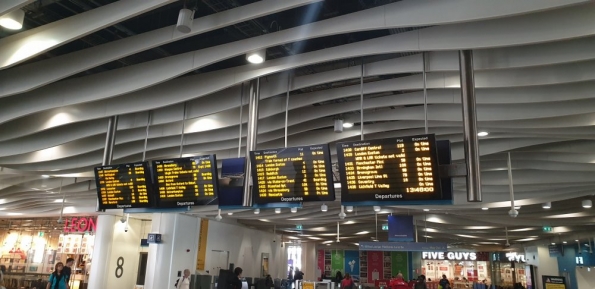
[144,213,200,289]
[88,214,116,289]
[301,242,316,281]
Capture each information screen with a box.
[336,134,442,202]
[94,162,153,210]
[250,144,335,203]
[152,155,218,207]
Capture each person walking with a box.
[340,273,355,289]
[414,275,428,289]
[46,262,67,289]
[389,273,408,289]
[439,275,450,289]
[175,269,191,289]
[63,258,74,289]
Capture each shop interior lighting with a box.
[582,200,592,208]
[0,9,25,30]
[543,202,552,209]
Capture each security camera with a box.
[508,209,519,218]
[120,216,127,223]
[505,243,511,248]
[57,218,64,224]
[273,239,276,243]
[215,214,222,221]
[338,212,346,220]
[124,229,128,233]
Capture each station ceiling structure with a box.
[1,0,595,249]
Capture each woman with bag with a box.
[46,262,67,289]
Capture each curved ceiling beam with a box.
[0,0,177,70]
[3,0,595,120]
[2,39,595,142]
[0,0,33,17]
[0,0,322,97]
[0,4,592,134]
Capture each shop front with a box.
[0,217,96,289]
[490,252,533,289]
[421,251,491,287]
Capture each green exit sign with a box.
[296,224,303,230]
[543,226,552,232]
[382,224,389,231]
[38,232,44,237]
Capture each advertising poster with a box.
[317,250,325,278]
[391,251,409,280]
[542,275,566,289]
[344,250,360,278]
[367,251,383,281]
[218,158,245,207]
[331,250,345,277]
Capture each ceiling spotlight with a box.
[0,9,25,30]
[346,206,354,213]
[176,8,195,33]
[227,212,233,216]
[477,131,489,137]
[563,241,568,244]
[542,202,552,209]
[582,200,592,209]
[321,204,328,212]
[481,207,489,211]
[41,175,50,178]
[423,209,430,212]
[551,242,556,245]
[254,208,260,214]
[246,49,266,64]
[334,119,344,133]
[275,208,281,214]
[291,207,298,213]
[373,206,381,212]
[343,122,354,128]
[576,239,579,242]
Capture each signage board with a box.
[94,162,153,210]
[359,241,446,252]
[422,252,478,261]
[543,226,553,232]
[542,275,566,289]
[63,217,96,233]
[387,215,414,242]
[147,233,162,244]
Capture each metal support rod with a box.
[142,111,152,162]
[102,116,118,166]
[99,115,118,211]
[459,50,482,202]
[337,221,340,242]
[415,223,419,243]
[507,152,515,210]
[243,78,260,207]
[238,84,244,158]
[425,213,428,243]
[360,63,364,141]
[375,212,378,241]
[285,72,291,148]
[179,102,188,158]
[423,52,429,134]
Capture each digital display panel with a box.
[336,134,442,202]
[94,162,153,210]
[250,144,335,203]
[152,155,218,207]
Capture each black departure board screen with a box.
[152,155,218,207]
[250,144,335,203]
[94,162,153,210]
[336,134,442,202]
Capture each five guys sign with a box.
[63,217,96,233]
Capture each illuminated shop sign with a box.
[422,251,477,261]
[63,217,96,233]
[505,252,526,263]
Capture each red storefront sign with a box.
[367,251,383,281]
[63,217,96,233]
[317,250,325,279]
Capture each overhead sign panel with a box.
[336,134,442,203]
[250,144,335,204]
[94,162,153,210]
[152,155,219,207]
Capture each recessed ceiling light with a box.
[356,231,369,235]
[477,131,489,137]
[307,237,322,240]
[481,207,489,211]
[321,204,328,212]
[563,241,567,244]
[373,206,381,212]
[246,49,265,64]
[343,122,353,128]
[346,206,353,212]
[325,243,330,246]
[423,209,430,212]
[343,221,356,225]
[551,242,556,245]
[322,240,333,244]
[575,240,579,242]
[41,175,50,178]
[291,207,298,213]
[227,212,233,216]
[582,200,592,209]
[354,243,359,246]
[542,202,552,209]
[254,209,260,214]
[258,219,270,222]
[275,208,281,214]
[53,199,63,203]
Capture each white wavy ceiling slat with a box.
[0,0,322,97]
[0,0,178,69]
[0,0,33,16]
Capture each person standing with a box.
[389,273,408,289]
[175,269,191,289]
[63,258,74,289]
[46,262,67,289]
[341,273,355,289]
[415,275,428,289]
[439,275,450,289]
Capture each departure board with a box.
[152,155,218,207]
[250,144,335,203]
[94,162,153,210]
[336,134,442,202]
